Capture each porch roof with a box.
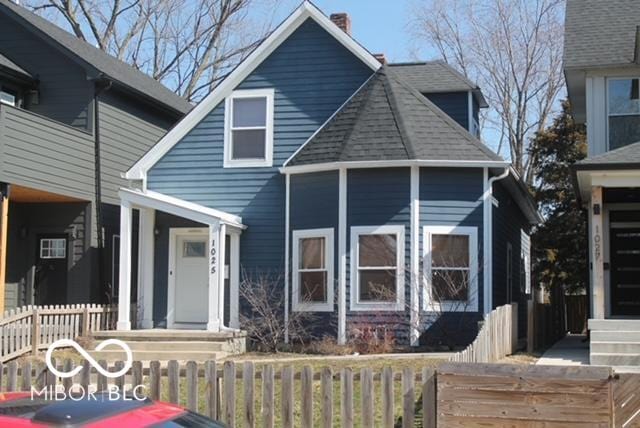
[119,188,245,229]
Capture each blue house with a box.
[115,2,539,347]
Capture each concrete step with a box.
[591,353,640,366]
[591,341,640,354]
[92,329,244,342]
[588,319,640,331]
[98,341,225,352]
[88,349,226,362]
[591,330,640,342]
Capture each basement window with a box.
[224,88,274,167]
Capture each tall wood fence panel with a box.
[449,303,517,363]
[0,304,117,362]
[438,362,614,427]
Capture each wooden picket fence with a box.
[0,304,118,363]
[449,303,517,363]
[0,358,438,428]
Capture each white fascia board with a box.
[281,159,509,174]
[125,1,381,181]
[119,188,245,229]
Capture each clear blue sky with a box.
[271,0,427,63]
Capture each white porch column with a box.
[218,224,227,328]
[117,200,133,330]
[229,233,240,329]
[207,220,222,331]
[409,166,420,346]
[137,207,155,329]
[591,186,605,319]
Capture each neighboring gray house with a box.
[0,0,190,313]
[114,2,539,347]
[565,0,640,366]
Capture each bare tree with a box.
[410,0,565,183]
[25,0,282,101]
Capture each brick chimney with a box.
[330,13,351,35]
[373,53,387,65]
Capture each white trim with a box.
[520,230,531,295]
[119,188,244,229]
[223,88,274,168]
[229,232,241,329]
[337,168,347,343]
[125,1,380,181]
[217,224,227,328]
[281,159,509,175]
[117,201,132,331]
[467,91,473,133]
[284,173,290,343]
[292,228,334,312]
[409,166,420,346]
[350,225,405,312]
[207,222,222,331]
[506,242,513,303]
[423,225,479,312]
[137,208,155,329]
[167,227,210,329]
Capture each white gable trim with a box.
[125,1,381,181]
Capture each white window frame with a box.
[0,90,16,107]
[606,77,640,151]
[292,228,334,312]
[39,238,67,259]
[223,88,274,168]
[350,225,405,312]
[521,230,531,295]
[423,225,478,312]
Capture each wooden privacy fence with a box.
[0,304,118,362]
[449,303,517,363]
[0,358,437,428]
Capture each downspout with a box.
[93,78,112,302]
[483,167,510,314]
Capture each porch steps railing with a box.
[0,304,118,363]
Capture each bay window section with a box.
[292,229,334,312]
[608,78,640,150]
[351,225,405,311]
[424,226,478,312]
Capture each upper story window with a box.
[608,78,640,150]
[224,88,274,168]
[350,225,405,311]
[423,225,478,312]
[0,88,16,107]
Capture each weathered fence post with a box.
[31,307,40,355]
[223,361,236,428]
[186,361,198,411]
[341,368,354,428]
[382,367,394,427]
[262,364,274,428]
[205,360,217,420]
[22,360,32,391]
[361,367,374,428]
[168,360,180,404]
[82,306,90,337]
[149,361,161,400]
[402,368,415,428]
[321,367,333,428]
[7,360,17,391]
[281,365,294,428]
[301,366,313,428]
[243,361,255,428]
[422,368,436,428]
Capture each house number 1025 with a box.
[210,240,217,275]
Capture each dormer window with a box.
[608,78,640,150]
[0,88,17,107]
[224,88,274,167]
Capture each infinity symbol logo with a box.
[45,339,133,379]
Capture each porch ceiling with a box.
[574,169,640,203]
[119,188,245,229]
[9,184,87,203]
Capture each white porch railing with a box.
[0,304,118,363]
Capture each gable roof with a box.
[125,1,381,181]
[574,141,640,170]
[0,52,33,80]
[0,0,191,116]
[285,66,502,167]
[564,0,640,70]
[389,61,488,107]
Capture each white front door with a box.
[170,230,209,327]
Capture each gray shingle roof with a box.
[575,141,640,169]
[287,66,503,166]
[564,0,640,70]
[389,61,488,107]
[0,52,33,79]
[0,0,191,115]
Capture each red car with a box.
[0,392,226,427]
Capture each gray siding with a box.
[290,171,339,335]
[419,167,484,346]
[148,18,373,275]
[0,13,92,129]
[0,104,95,201]
[98,90,175,205]
[424,92,469,130]
[346,168,411,343]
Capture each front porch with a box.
[116,188,246,334]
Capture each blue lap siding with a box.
[147,18,373,275]
[419,167,485,345]
[424,92,470,131]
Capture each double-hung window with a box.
[350,225,405,311]
[608,78,640,150]
[424,226,478,312]
[292,228,334,312]
[224,88,274,167]
[40,238,67,259]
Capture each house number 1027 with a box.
[210,239,217,275]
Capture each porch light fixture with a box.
[593,203,601,215]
